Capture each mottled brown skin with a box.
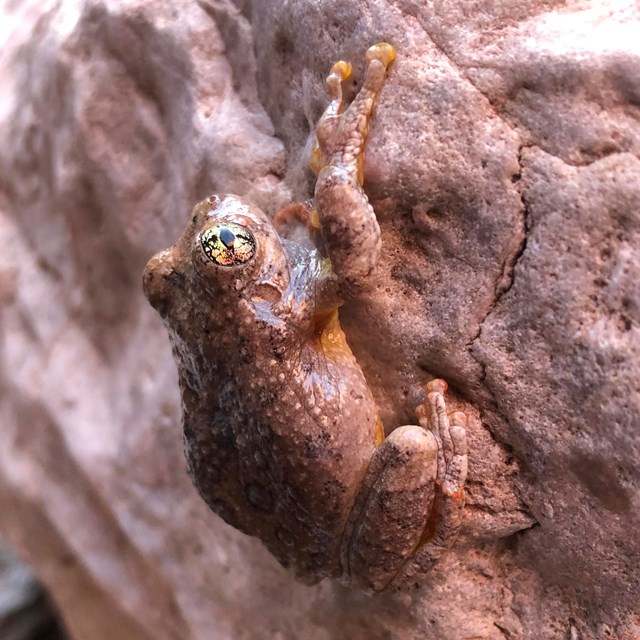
[143,44,468,593]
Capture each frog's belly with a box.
[184,345,380,582]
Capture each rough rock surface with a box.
[0,0,638,638]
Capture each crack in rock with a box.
[467,143,531,367]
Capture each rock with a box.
[474,148,640,614]
[0,0,637,638]
[0,537,68,640]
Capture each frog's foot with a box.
[341,425,439,593]
[273,201,316,233]
[273,201,324,252]
[340,379,467,593]
[418,379,468,502]
[363,42,397,93]
[325,60,352,115]
[309,59,352,175]
[312,43,395,289]
[313,42,396,180]
[388,380,468,588]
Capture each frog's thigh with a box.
[345,425,438,593]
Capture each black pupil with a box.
[219,228,236,248]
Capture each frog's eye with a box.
[200,223,256,267]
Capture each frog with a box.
[143,43,468,593]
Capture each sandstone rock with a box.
[0,0,637,638]
[0,538,68,640]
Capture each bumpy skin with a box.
[143,44,468,593]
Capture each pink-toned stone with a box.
[0,0,637,638]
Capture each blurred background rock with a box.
[0,538,67,640]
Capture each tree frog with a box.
[143,43,468,593]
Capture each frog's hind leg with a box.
[313,43,396,289]
[341,425,439,593]
[342,379,468,593]
[389,380,469,589]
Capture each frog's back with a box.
[182,311,380,582]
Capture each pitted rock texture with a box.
[0,0,638,639]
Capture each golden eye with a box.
[200,223,256,266]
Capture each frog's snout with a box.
[143,248,180,318]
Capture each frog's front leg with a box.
[342,380,468,593]
[313,43,396,290]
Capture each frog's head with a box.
[143,194,290,324]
